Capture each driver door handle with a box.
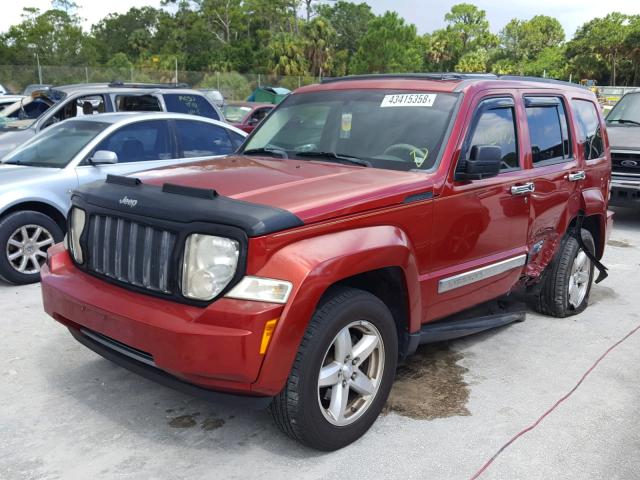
[511,182,535,196]
[567,171,586,182]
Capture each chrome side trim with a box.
[438,254,527,293]
[81,328,156,367]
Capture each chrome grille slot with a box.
[86,214,177,294]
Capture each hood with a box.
[136,156,435,224]
[606,124,640,151]
[0,164,63,192]
[0,129,35,159]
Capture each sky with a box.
[2,0,640,38]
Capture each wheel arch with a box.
[250,225,421,396]
[1,200,67,232]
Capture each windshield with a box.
[243,89,459,171]
[607,92,640,125]
[0,94,57,130]
[2,120,109,168]
[224,105,252,122]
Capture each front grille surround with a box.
[69,200,248,307]
[611,151,640,176]
[87,214,177,294]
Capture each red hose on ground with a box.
[469,322,640,480]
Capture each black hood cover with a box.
[73,175,304,237]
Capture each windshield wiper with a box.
[294,151,371,167]
[243,147,288,159]
[608,118,640,126]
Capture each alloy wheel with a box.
[6,224,54,274]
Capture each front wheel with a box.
[528,228,595,317]
[271,287,398,450]
[0,211,63,285]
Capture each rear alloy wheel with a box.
[528,228,595,317]
[0,211,63,284]
[271,287,397,450]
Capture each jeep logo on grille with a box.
[621,160,639,167]
[119,196,138,208]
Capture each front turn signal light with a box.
[260,319,278,355]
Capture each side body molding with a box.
[250,225,421,395]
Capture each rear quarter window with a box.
[163,94,220,120]
[571,99,604,160]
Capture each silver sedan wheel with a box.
[6,225,54,275]
[317,320,385,427]
[568,249,591,308]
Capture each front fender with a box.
[250,225,420,396]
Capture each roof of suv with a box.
[298,73,590,95]
[45,83,200,96]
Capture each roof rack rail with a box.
[320,73,498,84]
[108,81,191,89]
[498,75,587,89]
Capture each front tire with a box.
[271,287,398,450]
[528,228,595,317]
[0,211,63,285]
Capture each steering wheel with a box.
[383,143,422,160]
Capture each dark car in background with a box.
[222,101,274,133]
[606,90,640,207]
[0,82,225,158]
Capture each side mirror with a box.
[455,145,502,181]
[90,150,118,165]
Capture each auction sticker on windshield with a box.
[381,93,437,108]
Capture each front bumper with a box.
[610,177,640,206]
[41,244,285,398]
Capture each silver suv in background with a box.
[0,112,246,284]
[0,82,225,158]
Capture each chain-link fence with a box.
[0,65,321,101]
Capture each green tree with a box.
[315,1,374,73]
[350,11,422,74]
[3,7,96,66]
[567,13,629,85]
[267,32,308,75]
[444,3,496,54]
[303,17,336,76]
[456,48,489,72]
[91,7,165,64]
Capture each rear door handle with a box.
[510,182,535,196]
[567,171,586,182]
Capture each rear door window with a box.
[163,94,220,120]
[525,97,572,166]
[571,99,604,160]
[175,120,234,158]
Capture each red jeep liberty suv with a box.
[41,74,613,450]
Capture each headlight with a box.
[225,276,292,304]
[182,234,239,301]
[68,207,86,264]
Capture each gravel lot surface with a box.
[1,206,639,480]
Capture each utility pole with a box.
[36,53,42,84]
[175,57,179,84]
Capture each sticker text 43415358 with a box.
[380,93,437,108]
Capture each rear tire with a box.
[271,287,398,451]
[528,228,595,318]
[0,211,63,285]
